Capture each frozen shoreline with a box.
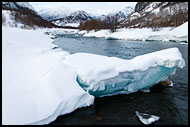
[78,22,188,43]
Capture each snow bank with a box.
[63,48,185,97]
[2,27,94,125]
[81,22,188,42]
[169,22,188,37]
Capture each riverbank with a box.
[78,22,188,42]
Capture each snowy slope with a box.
[97,6,134,21]
[38,6,73,21]
[121,2,188,28]
[15,2,36,12]
[2,2,57,29]
[2,2,37,13]
[51,10,95,26]
[170,22,188,37]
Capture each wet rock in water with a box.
[135,111,160,125]
[153,79,173,88]
[52,46,58,49]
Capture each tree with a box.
[105,14,121,33]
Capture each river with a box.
[49,33,188,125]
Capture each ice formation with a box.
[135,111,160,125]
[64,47,185,97]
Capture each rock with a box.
[153,79,173,88]
[134,2,152,12]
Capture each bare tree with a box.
[105,14,121,33]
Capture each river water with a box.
[50,33,188,125]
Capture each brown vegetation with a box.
[79,15,121,33]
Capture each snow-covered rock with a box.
[63,47,185,97]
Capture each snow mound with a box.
[2,27,94,125]
[63,47,185,97]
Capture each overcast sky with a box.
[29,2,137,15]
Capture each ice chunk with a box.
[135,111,160,125]
[64,47,185,97]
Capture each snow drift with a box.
[2,27,94,125]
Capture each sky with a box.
[29,2,137,15]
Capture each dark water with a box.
[50,33,188,125]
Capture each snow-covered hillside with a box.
[51,10,95,27]
[2,2,57,29]
[2,2,37,14]
[38,6,73,21]
[121,2,188,28]
[98,6,134,21]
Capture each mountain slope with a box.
[51,10,95,26]
[38,6,73,21]
[121,2,188,28]
[2,2,58,28]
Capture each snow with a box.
[2,27,94,125]
[16,2,36,12]
[63,47,185,97]
[64,23,80,27]
[169,22,188,37]
[81,22,188,42]
[2,2,17,9]
[38,6,73,21]
[2,10,38,29]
